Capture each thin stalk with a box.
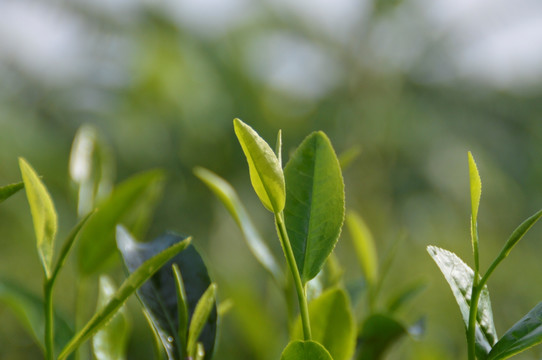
[44,278,54,360]
[467,217,480,360]
[275,213,312,340]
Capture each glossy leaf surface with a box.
[293,288,355,360]
[77,170,164,275]
[427,246,497,358]
[284,131,345,284]
[116,228,216,360]
[58,228,191,360]
[0,181,24,203]
[194,167,281,283]
[19,157,57,278]
[93,276,130,360]
[233,118,285,213]
[488,302,542,360]
[281,340,333,360]
[346,211,378,286]
[356,314,406,360]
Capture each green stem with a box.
[275,213,312,340]
[44,278,54,360]
[467,283,482,360]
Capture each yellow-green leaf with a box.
[281,340,333,360]
[19,158,58,278]
[233,118,285,213]
[468,151,482,224]
[346,211,378,286]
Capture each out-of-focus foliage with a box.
[2,0,542,359]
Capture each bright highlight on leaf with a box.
[19,158,58,278]
[346,211,378,286]
[233,118,285,213]
[468,151,482,224]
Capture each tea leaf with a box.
[93,276,130,360]
[116,228,217,360]
[281,340,333,360]
[284,131,345,284]
[468,152,482,225]
[487,302,542,360]
[187,283,217,358]
[19,158,57,278]
[172,265,188,358]
[293,288,356,360]
[499,209,542,261]
[77,170,164,275]
[356,314,407,360]
[233,118,285,213]
[0,181,24,203]
[427,246,497,359]
[338,146,361,170]
[194,167,281,284]
[276,129,283,168]
[58,229,191,360]
[0,279,73,357]
[387,280,426,314]
[346,211,378,286]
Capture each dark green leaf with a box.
[293,288,356,360]
[116,228,216,360]
[427,246,497,359]
[0,181,24,203]
[284,132,345,284]
[488,302,542,360]
[233,118,285,213]
[281,340,333,360]
[58,228,191,360]
[0,279,73,357]
[77,170,164,275]
[19,157,58,278]
[92,276,130,360]
[500,209,542,259]
[356,314,407,360]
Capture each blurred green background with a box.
[2,0,542,358]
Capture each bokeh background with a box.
[2,0,542,359]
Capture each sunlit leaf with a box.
[194,167,282,284]
[0,181,24,204]
[116,228,217,360]
[187,283,217,358]
[77,170,164,275]
[93,276,130,360]
[284,131,345,284]
[488,302,542,360]
[293,288,356,360]
[172,265,188,358]
[233,118,285,213]
[58,228,191,360]
[281,340,333,360]
[356,314,407,360]
[427,246,497,359]
[346,211,378,286]
[19,157,57,278]
[468,151,481,225]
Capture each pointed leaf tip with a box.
[468,151,482,223]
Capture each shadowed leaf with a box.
[0,181,24,204]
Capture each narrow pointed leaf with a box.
[488,302,542,360]
[93,276,130,360]
[427,246,497,358]
[194,167,281,283]
[77,170,164,275]
[468,152,482,224]
[293,288,356,360]
[0,181,24,203]
[387,280,427,314]
[357,314,407,360]
[19,157,57,278]
[172,265,188,358]
[187,284,217,358]
[284,131,345,283]
[346,211,378,286]
[499,209,542,259]
[276,129,283,168]
[281,340,333,360]
[0,279,73,357]
[338,146,361,170]
[116,228,217,360]
[233,118,285,213]
[58,229,191,360]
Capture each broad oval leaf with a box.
[194,167,282,284]
[116,227,217,360]
[346,211,378,286]
[93,276,130,360]
[281,340,333,360]
[284,131,345,284]
[58,229,191,360]
[293,288,356,360]
[77,170,164,275]
[19,157,57,278]
[357,314,407,360]
[488,302,542,360]
[427,245,497,359]
[0,279,73,358]
[233,118,285,213]
[0,181,24,204]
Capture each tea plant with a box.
[428,152,542,360]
